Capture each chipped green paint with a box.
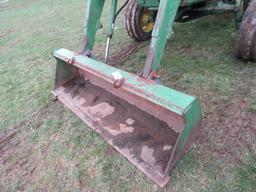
[83,0,104,51]
[53,48,200,116]
[142,0,181,77]
[176,98,202,154]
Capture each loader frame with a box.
[53,0,224,187]
[82,0,248,79]
[52,0,254,187]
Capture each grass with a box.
[250,99,256,113]
[1,0,256,191]
[233,155,256,192]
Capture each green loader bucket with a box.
[52,48,202,187]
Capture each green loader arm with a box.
[82,0,181,79]
[82,0,105,53]
[142,0,181,79]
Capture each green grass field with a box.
[0,0,256,191]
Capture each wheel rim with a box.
[139,9,155,33]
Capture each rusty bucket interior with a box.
[52,49,202,187]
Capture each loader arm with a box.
[82,0,105,53]
[143,0,181,78]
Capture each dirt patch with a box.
[197,65,256,164]
[237,67,256,97]
[105,146,116,157]
[108,42,144,66]
[175,46,211,58]
[0,100,64,191]
[0,29,14,39]
[201,98,256,164]
[94,41,144,66]
[2,99,57,132]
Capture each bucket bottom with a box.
[53,77,179,186]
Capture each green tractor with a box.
[124,0,256,62]
[52,0,256,187]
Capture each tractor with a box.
[52,0,256,187]
[124,0,256,61]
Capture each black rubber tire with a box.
[236,0,256,61]
[125,0,154,42]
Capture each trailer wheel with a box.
[236,0,256,61]
[125,0,156,41]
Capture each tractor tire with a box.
[236,0,256,61]
[125,0,156,42]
